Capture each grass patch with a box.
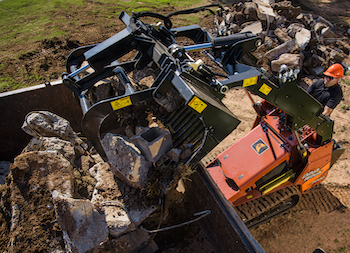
[0,77,22,93]
[0,0,203,52]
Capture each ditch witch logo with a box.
[251,139,269,155]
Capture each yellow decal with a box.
[247,195,253,200]
[259,83,272,95]
[243,76,258,87]
[110,96,132,110]
[188,96,207,113]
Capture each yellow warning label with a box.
[110,96,132,110]
[243,76,258,87]
[259,83,272,95]
[188,96,207,113]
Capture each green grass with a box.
[0,0,202,53]
[0,0,205,91]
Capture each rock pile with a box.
[217,0,349,75]
[1,111,191,253]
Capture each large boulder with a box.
[265,39,295,60]
[271,53,303,72]
[52,191,109,253]
[89,162,157,236]
[101,133,151,189]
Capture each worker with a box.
[306,63,344,116]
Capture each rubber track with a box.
[235,185,301,222]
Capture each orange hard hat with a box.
[324,63,344,78]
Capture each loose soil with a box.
[2,1,350,253]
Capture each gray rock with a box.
[92,79,112,102]
[22,111,74,141]
[11,151,75,197]
[52,191,109,253]
[101,133,151,189]
[154,88,184,112]
[295,28,311,50]
[264,40,295,60]
[23,137,76,163]
[240,21,262,35]
[89,162,157,234]
[167,148,182,162]
[89,162,134,237]
[286,23,304,37]
[21,111,86,153]
[254,0,276,23]
[225,12,234,24]
[263,36,275,49]
[314,22,328,33]
[330,48,345,62]
[274,28,292,43]
[243,2,258,20]
[311,66,326,76]
[271,53,303,72]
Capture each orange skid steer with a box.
[204,70,344,228]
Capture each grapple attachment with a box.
[62,10,262,164]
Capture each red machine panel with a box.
[217,123,289,191]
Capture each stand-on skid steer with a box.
[61,7,344,230]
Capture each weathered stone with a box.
[21,111,86,153]
[87,229,158,253]
[0,161,10,185]
[264,39,295,60]
[271,53,303,72]
[286,23,304,37]
[263,36,275,49]
[295,28,311,50]
[254,0,276,23]
[52,191,109,253]
[272,1,301,19]
[234,11,246,25]
[154,88,184,112]
[243,2,258,20]
[225,12,234,24]
[101,202,135,238]
[314,22,328,33]
[229,23,240,33]
[311,66,326,76]
[10,151,75,197]
[92,79,112,102]
[274,28,292,42]
[274,14,287,28]
[167,148,182,162]
[240,21,263,35]
[130,127,173,163]
[330,48,345,62]
[89,162,156,232]
[22,111,75,140]
[321,27,337,38]
[89,162,134,237]
[23,137,75,163]
[101,133,151,189]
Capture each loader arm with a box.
[61,10,263,164]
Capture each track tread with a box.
[235,185,301,225]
